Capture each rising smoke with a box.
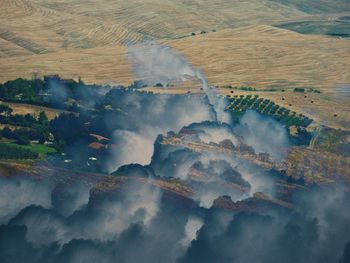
[149,121,276,208]
[127,42,230,123]
[0,43,348,263]
[234,110,290,161]
[0,176,349,263]
[105,92,215,172]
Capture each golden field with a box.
[0,0,349,129]
[0,0,349,88]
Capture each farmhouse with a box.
[88,133,116,152]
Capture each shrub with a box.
[1,127,13,139]
[0,143,38,159]
[294,88,305,93]
[16,136,30,145]
[0,104,13,115]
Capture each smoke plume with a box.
[127,42,230,123]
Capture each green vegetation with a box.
[226,94,313,145]
[293,87,321,93]
[0,76,111,160]
[277,20,350,39]
[0,76,109,112]
[9,142,56,158]
[0,104,56,159]
[0,104,12,115]
[0,99,58,156]
[0,110,51,143]
[293,88,305,93]
[307,88,321,94]
[0,141,56,160]
[0,78,45,101]
[0,143,39,159]
[311,128,350,157]
[224,86,257,91]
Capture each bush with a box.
[0,104,13,115]
[38,111,48,124]
[16,136,30,145]
[294,88,305,93]
[0,143,38,159]
[1,127,13,139]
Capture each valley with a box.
[0,1,350,262]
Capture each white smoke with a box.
[234,110,290,162]
[107,94,214,173]
[127,42,230,123]
[111,130,155,169]
[197,125,238,145]
[180,217,204,247]
[80,178,161,241]
[10,178,162,246]
[0,178,52,224]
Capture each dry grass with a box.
[0,0,307,47]
[0,0,349,90]
[0,101,69,120]
[169,25,350,91]
[143,86,350,130]
[220,89,350,130]
[1,25,350,90]
[286,147,350,185]
[0,0,349,130]
[0,46,133,86]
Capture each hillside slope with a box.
[0,0,349,89]
[169,25,350,90]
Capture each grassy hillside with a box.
[0,0,349,89]
[269,0,350,14]
[277,19,350,38]
[169,25,350,91]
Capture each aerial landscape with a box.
[0,0,349,262]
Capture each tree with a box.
[0,143,38,159]
[1,127,13,139]
[16,135,30,145]
[70,102,79,112]
[294,88,305,93]
[53,137,66,152]
[38,111,48,124]
[0,105,13,116]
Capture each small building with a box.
[89,133,112,144]
[88,142,106,151]
[87,133,116,154]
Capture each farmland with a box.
[0,0,349,91]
